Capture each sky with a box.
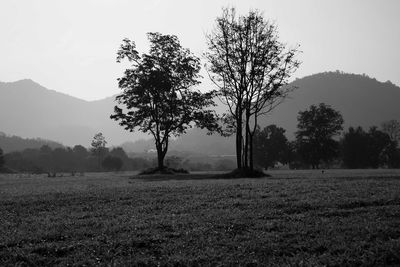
[0,0,399,101]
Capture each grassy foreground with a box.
[1,171,400,266]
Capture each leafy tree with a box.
[387,147,400,168]
[102,156,123,172]
[381,120,400,145]
[296,103,344,169]
[253,125,290,169]
[52,147,70,173]
[73,145,88,158]
[72,145,89,173]
[111,33,219,170]
[0,147,4,169]
[366,127,392,168]
[205,7,300,171]
[341,127,369,168]
[91,132,108,169]
[341,126,399,168]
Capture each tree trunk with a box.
[244,122,249,169]
[244,107,252,169]
[249,114,258,171]
[156,142,165,169]
[157,154,164,169]
[236,110,243,169]
[236,131,242,169]
[249,132,254,171]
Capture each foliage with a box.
[296,103,344,169]
[341,126,399,168]
[253,125,291,169]
[91,132,108,169]
[101,156,123,172]
[111,33,219,170]
[205,7,300,170]
[3,145,150,174]
[381,119,400,145]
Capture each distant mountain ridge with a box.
[0,79,147,147]
[0,132,63,153]
[1,72,399,155]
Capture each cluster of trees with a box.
[253,104,400,169]
[111,8,300,175]
[0,145,239,174]
[1,133,153,175]
[204,8,300,172]
[0,129,241,174]
[342,126,400,168]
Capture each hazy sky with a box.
[1,0,399,101]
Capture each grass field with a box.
[1,170,400,266]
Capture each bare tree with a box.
[205,7,300,171]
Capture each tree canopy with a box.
[381,120,400,145]
[91,132,108,169]
[111,32,219,170]
[253,125,290,169]
[205,7,300,172]
[341,126,399,168]
[296,103,344,169]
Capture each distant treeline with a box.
[253,124,400,170]
[251,104,400,170]
[1,104,400,173]
[0,145,238,174]
[2,145,144,174]
[1,124,399,175]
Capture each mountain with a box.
[0,79,147,146]
[0,132,63,153]
[1,72,400,154]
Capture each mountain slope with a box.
[0,79,146,146]
[0,132,63,153]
